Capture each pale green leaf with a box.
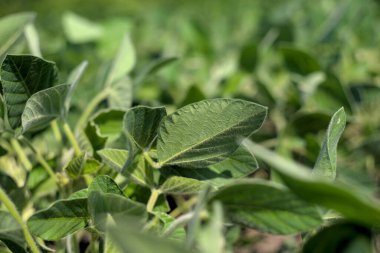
[27,198,89,240]
[65,61,88,114]
[211,179,322,234]
[243,140,380,228]
[123,106,167,150]
[88,191,146,231]
[159,175,207,194]
[105,33,135,87]
[21,84,70,133]
[24,23,42,57]
[157,98,267,168]
[135,57,178,85]
[108,76,132,110]
[0,55,58,129]
[153,211,186,242]
[0,12,35,59]
[313,107,346,179]
[68,189,88,199]
[64,153,101,179]
[62,12,103,44]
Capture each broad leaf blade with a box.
[0,55,58,129]
[88,191,146,231]
[65,61,88,114]
[159,176,206,194]
[62,12,103,44]
[313,107,346,179]
[157,98,267,168]
[0,12,35,59]
[0,211,25,251]
[210,180,322,234]
[27,198,88,240]
[88,175,123,195]
[21,84,70,133]
[243,140,380,228]
[123,106,167,150]
[108,76,133,110]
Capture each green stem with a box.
[143,151,161,169]
[63,121,82,156]
[10,138,32,171]
[76,89,110,131]
[146,188,161,213]
[50,120,62,143]
[19,136,58,184]
[0,186,40,253]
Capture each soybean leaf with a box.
[104,227,123,253]
[91,109,125,137]
[0,55,58,129]
[69,189,88,199]
[210,180,322,234]
[27,198,89,240]
[88,175,123,195]
[65,61,88,114]
[0,12,35,59]
[88,191,146,231]
[135,57,178,85]
[197,202,225,253]
[64,153,101,179]
[21,84,70,133]
[239,43,258,72]
[302,223,372,253]
[105,33,135,87]
[313,107,346,180]
[78,121,107,158]
[0,94,7,131]
[153,211,186,242]
[157,98,267,168]
[179,85,206,107]
[159,175,207,195]
[123,106,167,150]
[97,149,155,187]
[24,23,42,57]
[108,76,133,110]
[161,145,259,189]
[108,219,197,253]
[62,12,103,44]
[0,211,25,252]
[280,47,321,75]
[243,140,380,228]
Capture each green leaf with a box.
[161,145,258,189]
[159,176,207,194]
[210,180,321,234]
[157,98,267,168]
[108,220,197,253]
[0,55,58,129]
[78,121,107,158]
[123,106,167,150]
[88,191,146,231]
[108,76,132,110]
[62,12,103,44]
[0,211,25,252]
[280,47,321,75]
[97,149,155,187]
[105,33,135,87]
[0,12,35,59]
[64,153,101,179]
[88,175,123,195]
[24,23,42,57]
[91,109,125,137]
[68,189,88,199]
[153,211,186,242]
[65,61,88,114]
[27,198,89,240]
[135,57,178,85]
[21,84,70,133]
[313,107,346,179]
[239,43,258,72]
[198,202,225,253]
[243,139,380,228]
[302,223,372,253]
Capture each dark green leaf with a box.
[157,98,267,168]
[88,175,123,195]
[123,106,166,150]
[280,47,321,75]
[0,211,25,251]
[0,55,58,129]
[239,43,258,72]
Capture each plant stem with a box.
[143,151,161,169]
[50,120,62,143]
[76,89,110,131]
[146,188,161,212]
[63,121,82,156]
[19,136,58,184]
[10,138,32,171]
[0,186,40,253]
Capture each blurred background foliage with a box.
[1,0,380,251]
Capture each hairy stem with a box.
[63,121,82,156]
[76,89,110,131]
[10,138,32,171]
[146,188,161,213]
[143,151,161,169]
[50,120,62,143]
[0,186,40,253]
